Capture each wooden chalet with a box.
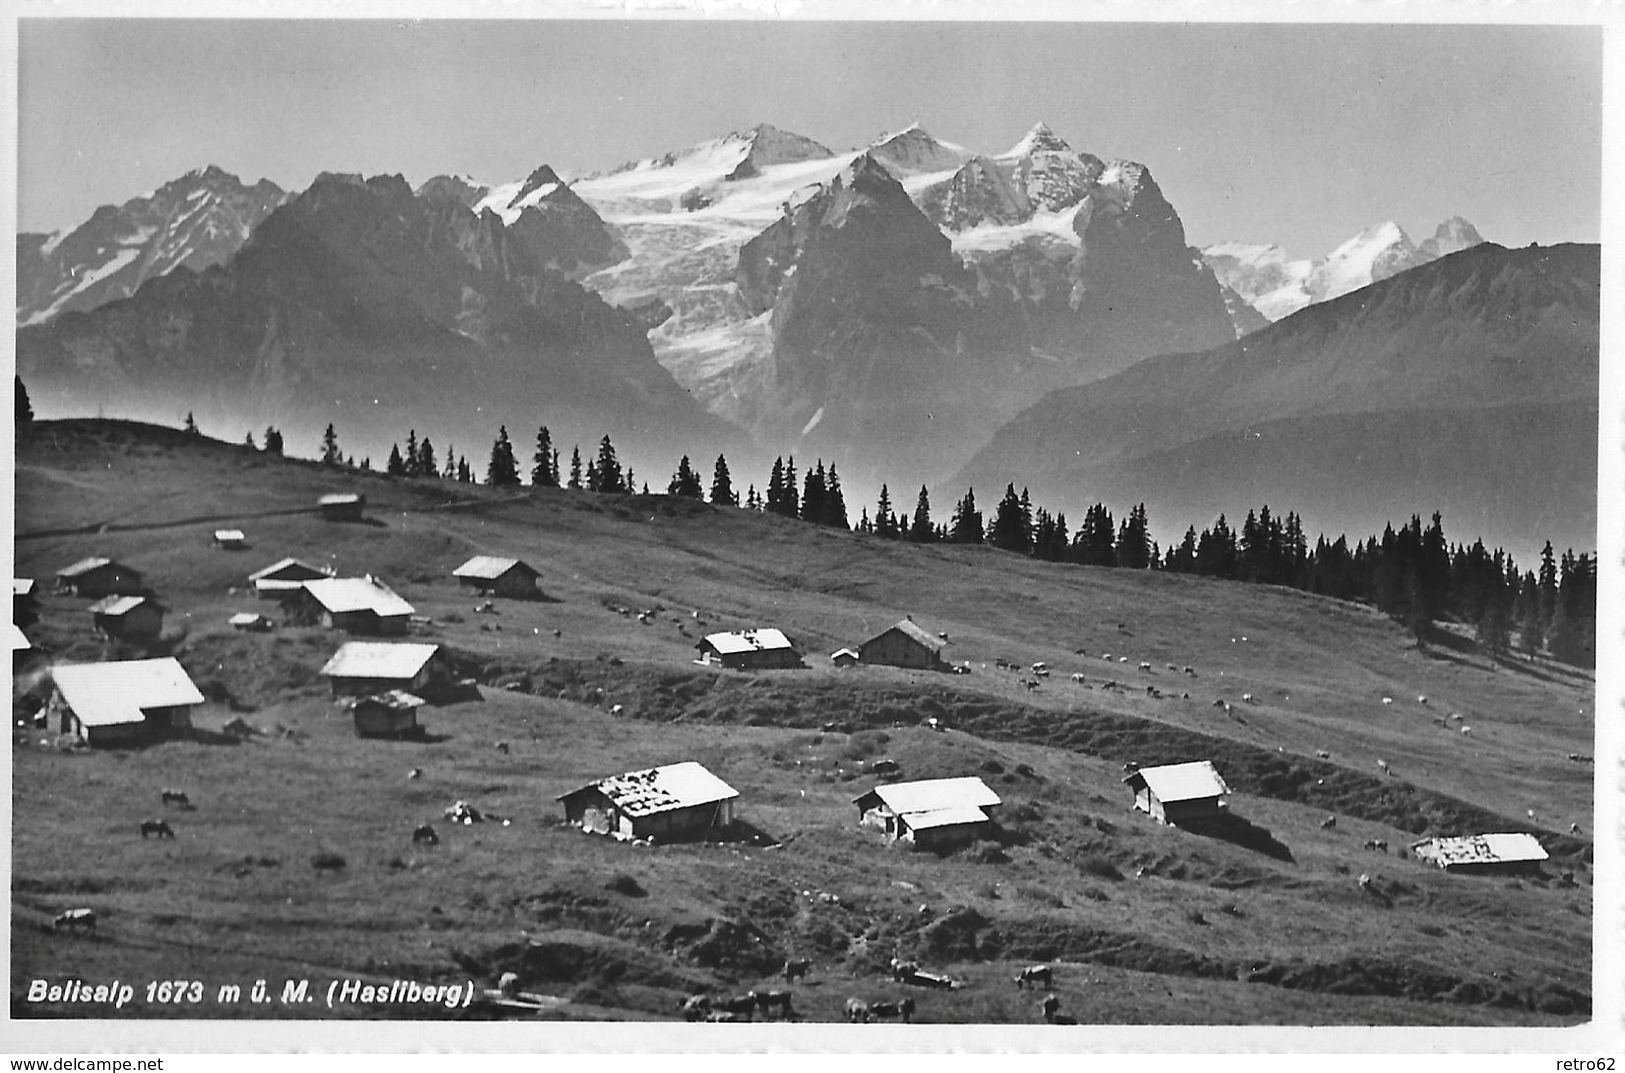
[452,556,542,599]
[1124,761,1231,826]
[48,658,204,746]
[858,618,948,670]
[558,761,738,843]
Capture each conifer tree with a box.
[911,486,932,543]
[320,424,341,466]
[668,455,704,498]
[989,484,1031,552]
[387,443,407,476]
[263,426,283,456]
[801,461,827,524]
[486,425,520,486]
[626,466,636,493]
[404,430,421,477]
[586,460,600,492]
[710,455,737,506]
[442,446,458,480]
[949,488,983,544]
[568,446,583,490]
[823,464,849,529]
[782,457,799,518]
[418,436,437,478]
[184,411,199,435]
[531,426,557,487]
[745,484,761,512]
[458,455,471,483]
[856,507,873,535]
[875,484,897,539]
[244,431,256,449]
[594,435,625,493]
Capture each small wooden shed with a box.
[290,577,414,634]
[831,648,860,668]
[249,557,333,599]
[1124,761,1231,826]
[89,595,165,642]
[453,556,542,599]
[55,558,145,599]
[349,690,426,739]
[853,776,1002,849]
[694,628,801,670]
[319,641,443,698]
[48,658,203,746]
[213,529,247,550]
[559,762,738,843]
[1410,833,1549,875]
[858,618,948,670]
[317,493,366,522]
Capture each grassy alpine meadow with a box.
[10,420,1594,1027]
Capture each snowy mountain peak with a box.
[1420,216,1485,259]
[1001,121,1074,160]
[867,124,975,177]
[723,124,835,180]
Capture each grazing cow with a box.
[609,704,624,716]
[1184,666,1196,676]
[1117,657,1128,664]
[160,789,191,808]
[1417,695,1428,706]
[1363,838,1388,852]
[53,908,96,932]
[1450,713,1463,722]
[140,819,175,839]
[1376,759,1391,776]
[1211,699,1226,709]
[679,994,711,1021]
[1242,693,1256,705]
[1570,822,1581,835]
[497,972,520,998]
[783,957,814,984]
[1041,993,1061,1022]
[494,741,510,755]
[1014,964,1053,990]
[715,993,756,1020]
[1381,697,1393,706]
[407,768,422,779]
[1101,653,1111,661]
[754,989,794,1019]
[1527,809,1537,822]
[412,824,439,845]
[1138,662,1152,673]
[1070,673,1086,683]
[845,997,870,1023]
[1320,815,1337,829]
[868,999,901,1020]
[1461,726,1472,736]
[890,958,919,982]
[1315,750,1331,759]
[1166,663,1178,671]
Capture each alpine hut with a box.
[452,556,542,599]
[48,658,204,746]
[1124,761,1231,825]
[558,761,739,843]
[55,557,144,598]
[858,619,948,670]
[213,529,247,550]
[1410,833,1550,875]
[831,647,860,668]
[289,576,414,634]
[694,628,801,670]
[317,493,366,522]
[319,641,443,698]
[248,557,333,599]
[348,690,426,739]
[229,611,275,632]
[88,595,166,642]
[853,776,1002,850]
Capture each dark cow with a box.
[140,819,175,839]
[783,957,813,983]
[754,988,794,1019]
[890,958,920,982]
[53,908,96,932]
[412,824,440,845]
[1014,964,1053,990]
[714,993,755,1020]
[844,997,870,1023]
[160,789,191,808]
[1042,992,1061,1023]
[679,994,711,1021]
[868,999,902,1020]
[1320,815,1337,829]
[705,1010,749,1023]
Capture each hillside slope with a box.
[11,421,1593,1026]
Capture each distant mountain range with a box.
[14,125,1595,559]
[951,241,1598,565]
[1202,217,1486,324]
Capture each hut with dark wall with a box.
[1123,761,1231,826]
[558,762,738,843]
[694,628,802,670]
[349,690,426,739]
[858,619,948,670]
[88,595,165,642]
[452,556,542,599]
[1410,834,1550,875]
[317,493,366,522]
[249,557,333,599]
[48,658,204,746]
[319,641,443,698]
[290,577,414,635]
[55,558,145,599]
[853,776,1002,849]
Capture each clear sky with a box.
[17,18,1602,257]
